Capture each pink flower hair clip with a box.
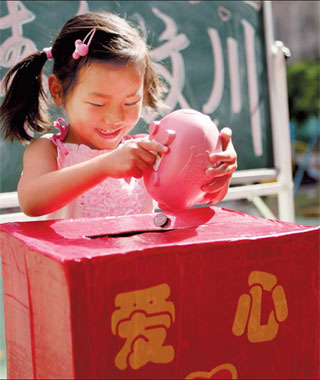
[43,47,53,60]
[72,28,96,60]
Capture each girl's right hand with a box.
[104,138,169,179]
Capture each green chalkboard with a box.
[0,0,273,192]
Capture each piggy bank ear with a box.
[149,120,160,138]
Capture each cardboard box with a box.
[0,207,319,379]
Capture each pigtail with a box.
[143,53,167,111]
[0,51,51,143]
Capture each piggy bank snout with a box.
[149,121,176,147]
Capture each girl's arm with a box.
[18,137,167,216]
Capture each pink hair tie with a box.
[72,28,96,60]
[43,47,53,61]
[52,118,69,156]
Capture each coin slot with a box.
[85,228,173,239]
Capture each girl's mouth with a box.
[97,128,122,139]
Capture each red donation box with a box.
[0,207,319,379]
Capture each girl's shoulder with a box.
[23,134,57,162]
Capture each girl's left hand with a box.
[201,127,237,204]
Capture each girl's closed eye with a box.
[89,102,105,107]
[124,97,141,106]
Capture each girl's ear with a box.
[48,74,63,106]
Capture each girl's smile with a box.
[96,127,122,140]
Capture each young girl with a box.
[0,12,237,219]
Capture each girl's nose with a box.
[105,105,123,125]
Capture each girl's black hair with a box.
[1,51,50,142]
[0,12,164,143]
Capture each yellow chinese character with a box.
[111,283,175,370]
[185,363,237,379]
[232,271,288,343]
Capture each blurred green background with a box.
[223,1,319,226]
[225,57,319,225]
[273,1,319,225]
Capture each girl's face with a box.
[62,61,144,150]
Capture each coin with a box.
[153,213,170,228]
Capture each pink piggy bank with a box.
[143,109,222,211]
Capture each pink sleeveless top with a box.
[46,119,154,220]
